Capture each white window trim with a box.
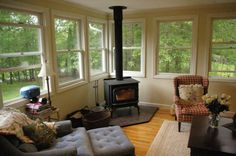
[109,18,146,78]
[88,17,109,81]
[0,2,52,107]
[51,10,88,93]
[205,12,236,82]
[153,15,198,79]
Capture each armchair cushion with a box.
[51,127,94,156]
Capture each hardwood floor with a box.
[122,108,175,156]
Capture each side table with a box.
[188,116,236,156]
[26,108,60,121]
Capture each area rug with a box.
[146,120,191,156]
[109,105,158,127]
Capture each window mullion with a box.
[0,22,42,28]
[0,51,41,58]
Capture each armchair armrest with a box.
[26,146,77,156]
[174,95,180,104]
[55,120,73,137]
[0,135,77,156]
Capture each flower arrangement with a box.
[202,93,231,128]
[202,93,231,114]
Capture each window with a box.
[209,18,236,79]
[111,20,145,77]
[88,20,107,77]
[54,16,84,88]
[155,18,196,76]
[0,8,44,103]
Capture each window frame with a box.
[205,13,236,82]
[109,18,146,78]
[51,10,88,93]
[0,3,51,107]
[153,15,198,79]
[88,17,109,81]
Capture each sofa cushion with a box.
[88,126,135,156]
[50,127,94,156]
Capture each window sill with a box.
[153,73,191,79]
[110,71,145,78]
[56,79,88,93]
[90,72,109,81]
[3,92,49,108]
[209,77,236,83]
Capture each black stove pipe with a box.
[109,6,127,81]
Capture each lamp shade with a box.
[38,62,55,77]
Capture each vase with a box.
[209,113,220,128]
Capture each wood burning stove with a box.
[104,77,139,114]
[104,6,140,115]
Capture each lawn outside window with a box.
[209,17,236,80]
[0,7,47,104]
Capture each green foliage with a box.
[89,22,104,74]
[210,19,236,78]
[212,19,236,42]
[158,21,192,73]
[0,8,42,101]
[2,80,42,101]
[55,18,81,82]
[122,23,142,71]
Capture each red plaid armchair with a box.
[174,75,210,132]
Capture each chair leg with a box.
[178,122,181,132]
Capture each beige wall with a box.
[1,0,236,119]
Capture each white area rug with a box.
[146,120,191,156]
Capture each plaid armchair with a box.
[173,75,210,132]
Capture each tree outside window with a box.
[111,21,144,76]
[209,18,236,78]
[156,20,193,74]
[88,21,106,76]
[0,8,43,103]
[54,17,84,86]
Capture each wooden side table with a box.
[188,116,236,156]
[26,108,60,121]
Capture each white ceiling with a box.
[63,0,236,13]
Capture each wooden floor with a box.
[122,108,175,156]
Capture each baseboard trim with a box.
[139,101,171,109]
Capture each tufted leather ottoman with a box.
[88,126,135,156]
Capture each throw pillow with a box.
[179,85,193,102]
[0,108,34,143]
[23,119,56,150]
[178,84,204,104]
[191,84,204,103]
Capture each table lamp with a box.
[38,61,55,108]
